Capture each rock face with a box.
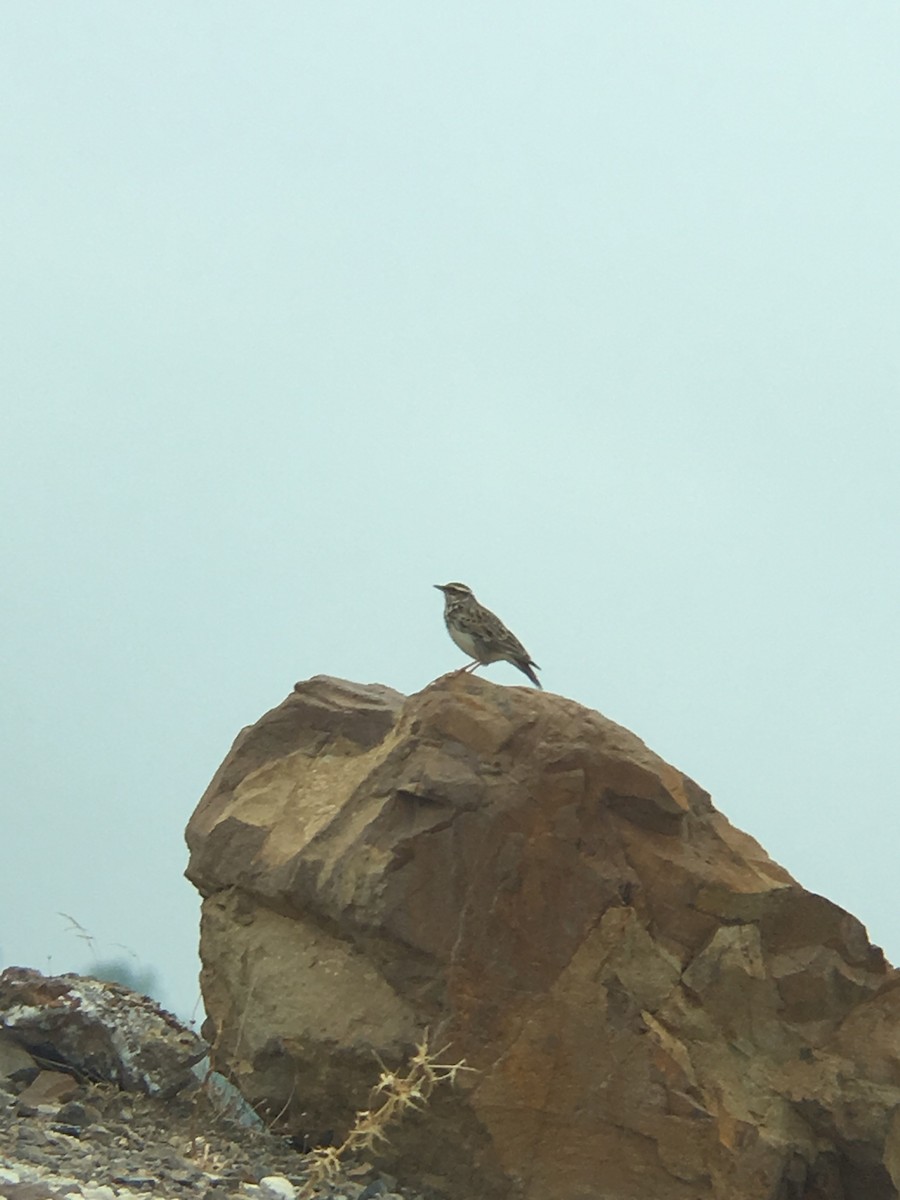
[185,674,900,1200]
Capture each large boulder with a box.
[185,674,900,1200]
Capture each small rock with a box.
[358,1183,388,1200]
[78,1189,118,1200]
[16,1070,79,1107]
[2,1184,61,1200]
[16,1122,48,1144]
[0,1166,22,1184]
[0,1030,39,1083]
[50,1123,85,1138]
[47,1180,80,1196]
[44,1129,86,1153]
[111,1173,158,1189]
[56,1101,93,1126]
[258,1176,297,1200]
[84,1123,114,1144]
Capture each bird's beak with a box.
[434,584,444,591]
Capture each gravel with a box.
[0,1075,436,1200]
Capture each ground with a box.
[0,1073,432,1200]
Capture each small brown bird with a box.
[435,582,542,688]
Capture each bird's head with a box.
[434,582,474,601]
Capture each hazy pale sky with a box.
[2,4,898,1019]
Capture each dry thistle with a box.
[299,1033,474,1198]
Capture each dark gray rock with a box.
[0,967,206,1098]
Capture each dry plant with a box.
[298,1034,473,1199]
[58,911,98,958]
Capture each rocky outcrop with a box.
[185,674,900,1200]
[0,968,206,1098]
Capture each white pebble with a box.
[79,1188,119,1200]
[259,1176,297,1200]
[0,1168,21,1185]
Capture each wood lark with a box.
[435,582,542,689]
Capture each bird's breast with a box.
[446,621,480,660]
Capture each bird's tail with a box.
[519,661,542,689]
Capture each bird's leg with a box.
[451,661,483,676]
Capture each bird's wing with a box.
[480,609,533,662]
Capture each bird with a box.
[434,582,542,689]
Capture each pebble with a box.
[258,1178,298,1200]
[84,1126,114,1145]
[16,1125,47,1145]
[357,1180,388,1200]
[57,1103,93,1128]
[357,1184,387,1200]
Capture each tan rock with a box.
[186,674,900,1200]
[0,1030,38,1084]
[16,1069,78,1107]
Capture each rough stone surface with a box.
[0,969,206,1098]
[186,673,900,1200]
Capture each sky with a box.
[1,4,898,1021]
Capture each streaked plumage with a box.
[434,582,542,689]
